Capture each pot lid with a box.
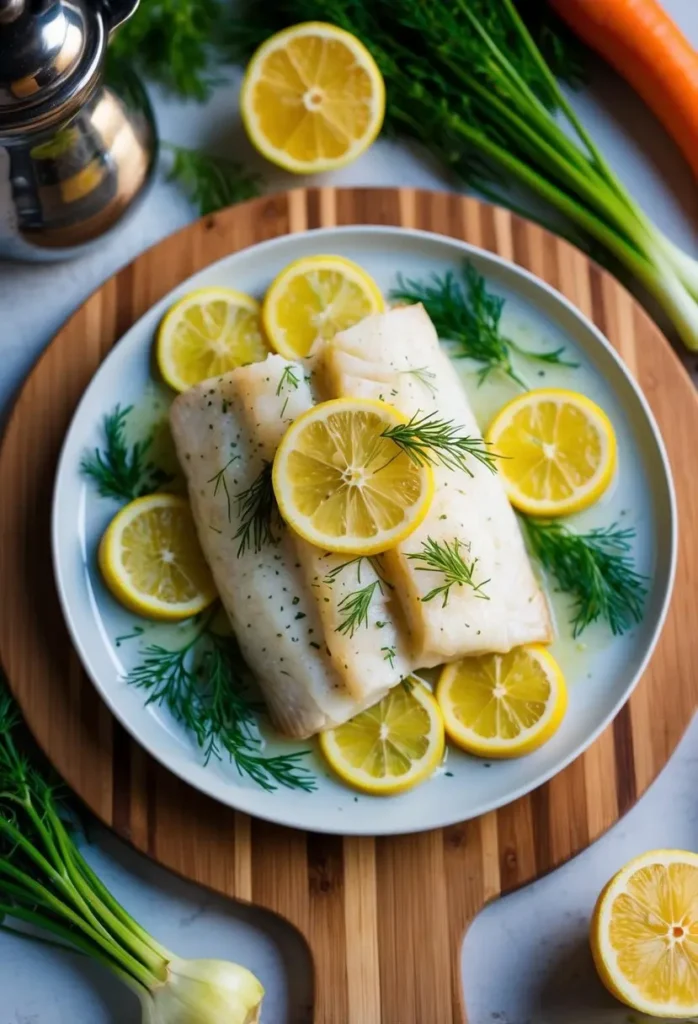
[0,0,105,136]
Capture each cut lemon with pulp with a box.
[263,254,384,359]
[486,388,616,516]
[591,850,698,1018]
[157,288,269,392]
[273,397,434,555]
[436,645,567,758]
[99,494,217,621]
[319,680,445,795]
[240,22,385,174]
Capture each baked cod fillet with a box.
[170,368,392,738]
[319,303,553,667]
[233,355,412,701]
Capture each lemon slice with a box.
[240,22,385,174]
[262,254,384,359]
[436,645,567,758]
[98,494,217,621]
[485,388,616,516]
[273,397,434,555]
[319,680,445,795]
[157,288,270,393]
[591,850,698,1018]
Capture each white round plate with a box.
[52,226,676,835]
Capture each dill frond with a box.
[407,537,490,606]
[381,411,499,477]
[522,518,647,637]
[127,612,315,790]
[80,405,171,502]
[234,463,281,557]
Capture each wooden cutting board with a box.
[1,188,697,1024]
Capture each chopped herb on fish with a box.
[336,581,384,638]
[207,454,240,521]
[407,537,490,606]
[401,366,438,396]
[233,461,281,556]
[381,411,499,476]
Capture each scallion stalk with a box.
[0,687,264,1024]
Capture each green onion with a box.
[0,685,264,1023]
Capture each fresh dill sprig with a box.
[276,365,301,418]
[127,611,315,791]
[381,411,499,477]
[401,366,438,396]
[407,537,490,606]
[323,555,392,589]
[80,405,171,502]
[392,263,577,388]
[336,581,383,638]
[165,144,261,217]
[108,0,227,101]
[522,518,648,637]
[234,462,281,557]
[207,454,240,522]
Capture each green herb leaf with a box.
[165,144,261,217]
[522,518,647,637]
[80,405,171,503]
[207,455,240,523]
[108,0,227,101]
[381,411,499,477]
[400,366,438,396]
[127,611,315,790]
[407,537,490,606]
[392,262,576,387]
[234,462,281,557]
[336,581,383,638]
[381,645,397,668]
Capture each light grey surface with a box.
[1,1,697,1020]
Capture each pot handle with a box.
[100,0,140,36]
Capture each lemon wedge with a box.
[262,254,384,359]
[319,680,445,795]
[591,850,698,1018]
[240,22,385,174]
[98,494,217,621]
[272,397,434,555]
[485,388,616,516]
[436,645,567,758]
[157,288,270,393]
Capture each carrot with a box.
[549,0,698,178]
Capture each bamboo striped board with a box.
[1,188,697,1024]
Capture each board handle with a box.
[305,829,484,1023]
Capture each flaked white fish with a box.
[319,304,553,667]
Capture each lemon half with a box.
[157,288,270,393]
[273,397,434,555]
[262,254,384,360]
[436,645,567,758]
[320,680,445,795]
[99,494,217,621]
[591,850,698,1018]
[241,22,385,174]
[486,388,616,516]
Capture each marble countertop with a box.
[1,2,697,1021]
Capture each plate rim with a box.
[50,224,678,836]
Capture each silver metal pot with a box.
[0,0,157,260]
